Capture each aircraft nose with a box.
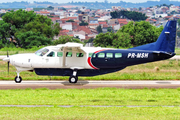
[3,57,10,62]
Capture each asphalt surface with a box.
[0,80,180,89]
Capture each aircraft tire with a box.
[15,76,22,83]
[69,76,78,83]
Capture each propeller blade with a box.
[8,61,9,75]
[7,50,9,75]
[7,50,9,57]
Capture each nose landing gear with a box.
[15,71,22,83]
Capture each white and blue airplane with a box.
[3,20,177,83]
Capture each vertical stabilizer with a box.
[130,20,177,53]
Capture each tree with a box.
[0,20,13,48]
[16,31,52,49]
[52,35,83,45]
[113,32,132,48]
[177,29,180,37]
[0,13,6,17]
[79,21,88,26]
[139,7,142,11]
[110,11,118,19]
[2,9,36,29]
[178,19,180,26]
[47,6,54,10]
[93,32,117,47]
[66,19,75,22]
[1,9,61,48]
[96,25,102,33]
[120,21,163,46]
[110,10,148,21]
[94,21,163,48]
[107,27,112,32]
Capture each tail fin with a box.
[130,20,177,53]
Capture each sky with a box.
[0,0,179,4]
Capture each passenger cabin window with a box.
[98,53,105,58]
[106,53,113,58]
[47,52,55,57]
[76,53,84,57]
[57,52,63,57]
[115,53,122,58]
[66,52,72,57]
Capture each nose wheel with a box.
[15,76,22,83]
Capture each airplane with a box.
[3,20,177,83]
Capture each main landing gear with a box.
[14,71,22,83]
[69,69,78,83]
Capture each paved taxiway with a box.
[0,80,180,89]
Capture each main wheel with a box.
[69,76,78,83]
[14,76,22,83]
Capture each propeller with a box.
[3,50,10,75]
[7,50,9,75]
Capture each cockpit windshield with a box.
[35,48,49,56]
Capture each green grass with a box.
[175,48,180,55]
[0,107,180,120]
[0,88,180,119]
[1,88,180,106]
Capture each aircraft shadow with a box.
[61,81,89,86]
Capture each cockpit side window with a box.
[35,48,49,56]
[47,51,55,57]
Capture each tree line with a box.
[110,10,148,21]
[0,9,163,49]
[93,21,163,48]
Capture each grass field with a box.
[0,107,180,120]
[1,88,180,106]
[0,88,180,119]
